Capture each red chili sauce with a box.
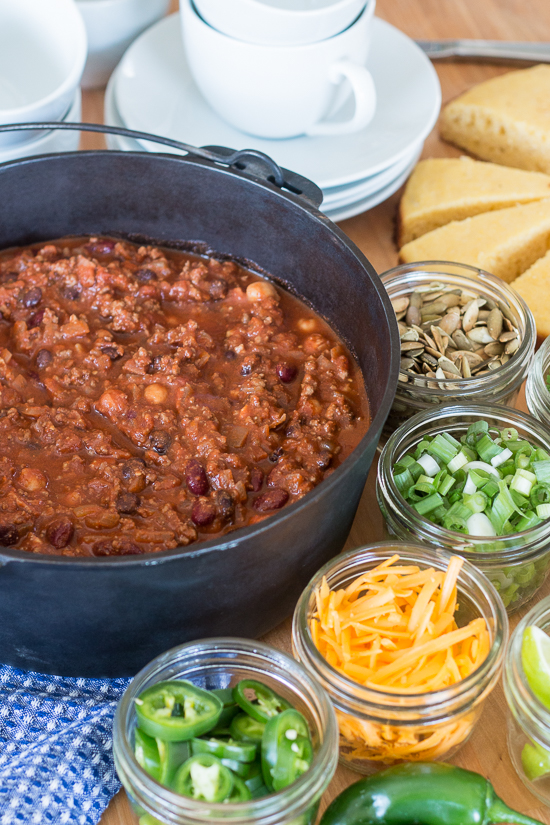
[0,237,369,556]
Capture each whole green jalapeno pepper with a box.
[319,763,544,825]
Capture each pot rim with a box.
[0,148,400,567]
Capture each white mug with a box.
[180,0,377,139]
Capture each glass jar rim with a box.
[526,334,550,423]
[113,637,338,825]
[378,402,550,561]
[505,597,550,739]
[292,542,508,719]
[381,261,535,398]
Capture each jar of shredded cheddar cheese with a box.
[292,542,508,775]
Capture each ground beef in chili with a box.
[0,237,369,556]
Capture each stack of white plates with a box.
[105,13,441,221]
[0,90,81,164]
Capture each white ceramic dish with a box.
[77,0,170,89]
[194,0,368,47]
[0,0,87,147]
[114,13,440,188]
[0,90,82,164]
[324,147,420,221]
[322,142,422,207]
[104,73,417,221]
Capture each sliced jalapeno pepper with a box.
[191,736,257,763]
[135,681,222,742]
[230,713,266,743]
[134,728,161,782]
[226,775,252,802]
[261,709,313,792]
[157,740,191,786]
[233,679,291,723]
[173,754,234,802]
[212,688,240,728]
[244,760,264,793]
[220,757,251,778]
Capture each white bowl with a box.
[0,90,82,164]
[77,0,171,89]
[194,0,368,46]
[0,0,87,147]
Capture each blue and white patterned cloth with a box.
[0,665,130,825]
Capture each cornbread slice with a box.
[513,250,550,339]
[398,156,550,246]
[399,198,550,283]
[440,65,550,174]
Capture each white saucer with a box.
[114,12,440,189]
[0,90,81,164]
[324,147,420,221]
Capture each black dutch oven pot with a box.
[0,123,399,677]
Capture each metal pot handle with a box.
[0,122,324,209]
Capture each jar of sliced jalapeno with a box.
[377,403,550,613]
[113,638,338,825]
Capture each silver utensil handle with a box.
[416,39,550,63]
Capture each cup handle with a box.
[305,59,377,137]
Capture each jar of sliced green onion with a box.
[526,334,550,427]
[377,404,550,613]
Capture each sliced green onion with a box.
[536,503,550,519]
[438,474,455,496]
[462,460,500,478]
[517,511,544,531]
[491,447,513,467]
[477,434,503,463]
[463,491,488,514]
[466,512,496,537]
[413,492,444,515]
[427,433,459,464]
[530,483,550,507]
[416,453,440,478]
[446,450,469,474]
[533,461,550,484]
[510,469,536,497]
[501,428,519,442]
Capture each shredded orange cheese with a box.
[310,554,490,764]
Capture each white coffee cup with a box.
[181,0,376,139]
[193,0,368,47]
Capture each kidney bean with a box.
[185,459,209,495]
[121,458,145,479]
[86,239,115,256]
[147,355,163,374]
[28,310,44,328]
[0,525,18,545]
[150,429,171,455]
[92,540,113,556]
[61,285,80,301]
[135,268,157,282]
[101,345,123,361]
[276,362,297,383]
[46,518,74,549]
[215,491,235,522]
[118,539,142,555]
[268,448,283,463]
[250,467,264,492]
[23,287,42,308]
[116,492,141,514]
[225,350,236,360]
[36,349,53,369]
[191,498,216,527]
[253,488,289,512]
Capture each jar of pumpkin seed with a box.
[381,262,535,439]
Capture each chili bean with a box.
[246,281,278,302]
[86,239,115,255]
[23,287,42,308]
[116,492,141,514]
[215,491,235,522]
[46,518,74,549]
[148,355,163,374]
[150,429,171,454]
[92,540,113,556]
[61,285,80,301]
[250,467,264,492]
[225,350,236,360]
[18,468,46,491]
[209,278,228,299]
[253,488,289,512]
[36,349,53,369]
[185,459,209,495]
[241,364,252,376]
[121,458,145,478]
[28,310,44,328]
[144,383,168,405]
[101,345,123,361]
[118,539,142,555]
[135,268,157,282]
[276,363,297,383]
[268,448,283,463]
[0,525,18,546]
[191,498,216,526]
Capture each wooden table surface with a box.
[81,1,550,822]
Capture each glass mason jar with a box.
[381,261,536,440]
[377,403,550,613]
[292,542,508,775]
[113,638,339,825]
[504,596,550,806]
[526,334,550,426]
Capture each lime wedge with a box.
[522,625,550,708]
[522,740,550,780]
